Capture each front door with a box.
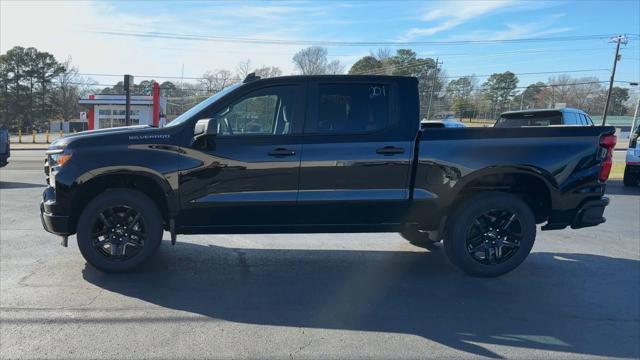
[178,83,305,229]
[297,81,413,225]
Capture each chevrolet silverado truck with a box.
[40,75,617,277]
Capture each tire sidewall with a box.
[76,189,163,273]
[444,192,536,277]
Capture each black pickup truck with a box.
[40,75,617,276]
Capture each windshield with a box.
[494,111,562,127]
[165,82,242,127]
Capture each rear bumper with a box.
[625,163,640,174]
[40,187,72,236]
[571,197,609,229]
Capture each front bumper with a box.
[40,186,71,236]
[571,197,609,229]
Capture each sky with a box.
[1,0,639,90]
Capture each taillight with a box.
[598,134,617,182]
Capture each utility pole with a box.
[520,91,524,110]
[124,74,134,126]
[602,35,628,125]
[425,58,441,121]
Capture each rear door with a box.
[296,80,413,225]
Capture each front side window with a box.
[216,86,295,136]
[306,83,392,134]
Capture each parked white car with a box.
[624,126,640,186]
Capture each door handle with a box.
[376,146,405,155]
[268,148,296,157]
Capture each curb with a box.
[10,147,49,151]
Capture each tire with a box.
[76,189,163,273]
[444,192,536,277]
[623,168,639,187]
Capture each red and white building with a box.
[79,82,166,130]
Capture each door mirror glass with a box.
[193,118,218,149]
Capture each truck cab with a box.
[495,108,595,127]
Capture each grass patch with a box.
[610,162,626,179]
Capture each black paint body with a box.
[40,75,615,237]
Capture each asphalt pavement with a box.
[1,150,639,359]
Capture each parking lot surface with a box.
[1,150,639,359]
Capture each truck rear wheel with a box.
[444,192,536,277]
[76,189,163,273]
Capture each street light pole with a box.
[602,35,628,126]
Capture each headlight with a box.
[46,148,72,167]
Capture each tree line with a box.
[0,46,95,131]
[344,48,633,120]
[1,45,634,131]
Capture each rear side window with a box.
[495,111,563,127]
[564,112,580,125]
[306,83,392,134]
[581,114,594,125]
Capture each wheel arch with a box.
[448,166,558,224]
[69,167,178,233]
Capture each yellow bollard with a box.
[59,130,63,138]
[32,130,36,143]
[46,131,50,143]
[18,129,22,143]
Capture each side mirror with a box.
[193,118,218,149]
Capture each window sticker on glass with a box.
[369,86,386,99]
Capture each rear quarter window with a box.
[495,111,563,127]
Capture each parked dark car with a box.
[40,75,617,277]
[495,108,595,127]
[0,129,9,167]
[420,120,466,128]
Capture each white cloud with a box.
[400,0,515,40]
[0,0,330,83]
[442,19,572,42]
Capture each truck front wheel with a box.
[444,192,536,277]
[76,189,163,273]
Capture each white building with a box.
[78,83,166,130]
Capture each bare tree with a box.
[292,46,329,75]
[254,66,283,78]
[200,70,235,93]
[50,58,82,122]
[236,59,252,79]
[325,60,345,75]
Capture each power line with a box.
[88,29,639,47]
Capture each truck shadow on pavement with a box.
[83,242,639,359]
[606,180,640,196]
[0,181,46,189]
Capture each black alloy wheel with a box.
[444,192,536,277]
[91,205,146,261]
[77,189,163,273]
[465,209,522,265]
